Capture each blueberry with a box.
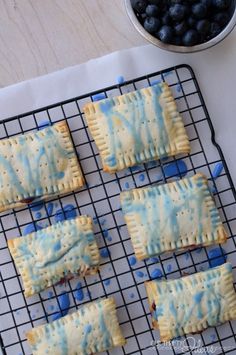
[209,21,222,37]
[131,0,148,14]
[157,25,173,43]
[192,3,207,19]
[146,4,160,17]
[144,17,161,33]
[169,4,187,21]
[188,16,197,28]
[213,12,229,26]
[174,21,188,36]
[162,12,172,25]
[212,0,231,9]
[182,29,200,45]
[196,19,210,34]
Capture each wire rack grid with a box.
[0,64,236,355]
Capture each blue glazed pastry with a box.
[0,121,84,212]
[145,263,236,341]
[8,216,99,297]
[121,173,227,260]
[26,298,126,354]
[84,83,190,173]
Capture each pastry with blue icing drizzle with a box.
[0,121,84,212]
[8,216,100,297]
[26,297,126,354]
[120,173,227,260]
[145,263,236,341]
[83,83,190,173]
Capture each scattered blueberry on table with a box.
[131,0,233,46]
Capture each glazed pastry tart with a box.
[83,83,190,173]
[145,263,236,341]
[120,173,227,260]
[0,121,84,212]
[8,216,99,297]
[26,297,126,354]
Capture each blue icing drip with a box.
[155,305,164,318]
[149,257,159,263]
[35,212,41,219]
[52,292,70,321]
[23,223,42,236]
[167,264,172,272]
[92,93,106,102]
[46,202,54,216]
[103,279,111,286]
[54,204,77,222]
[124,182,130,189]
[98,303,112,349]
[100,247,110,258]
[117,75,125,84]
[30,201,44,211]
[208,247,227,268]
[130,293,135,298]
[163,160,188,178]
[150,268,162,279]
[212,162,224,179]
[139,173,145,182]
[74,282,84,301]
[129,256,137,266]
[130,165,142,172]
[151,79,161,86]
[194,291,204,319]
[136,270,144,278]
[48,291,53,298]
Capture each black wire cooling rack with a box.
[0,64,236,355]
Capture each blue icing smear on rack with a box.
[139,173,145,182]
[124,182,130,189]
[117,75,125,85]
[46,202,54,216]
[30,201,44,211]
[103,279,111,286]
[135,270,144,278]
[150,268,163,279]
[92,93,106,102]
[167,264,172,272]
[129,256,137,267]
[52,292,70,321]
[38,120,51,130]
[54,204,77,222]
[163,160,188,178]
[23,223,43,236]
[100,247,110,258]
[212,162,224,179]
[208,247,227,268]
[74,282,84,301]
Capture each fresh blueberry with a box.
[188,16,197,28]
[131,0,148,14]
[162,12,172,25]
[169,4,187,21]
[146,4,160,17]
[144,17,161,33]
[157,25,173,43]
[213,12,229,26]
[212,0,231,9]
[195,19,210,34]
[182,29,199,45]
[209,21,222,37]
[192,3,207,19]
[174,21,188,36]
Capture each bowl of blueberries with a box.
[125,0,236,52]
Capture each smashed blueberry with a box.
[169,4,187,21]
[146,4,159,16]
[144,17,161,33]
[131,0,233,46]
[182,29,200,46]
[157,25,174,43]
